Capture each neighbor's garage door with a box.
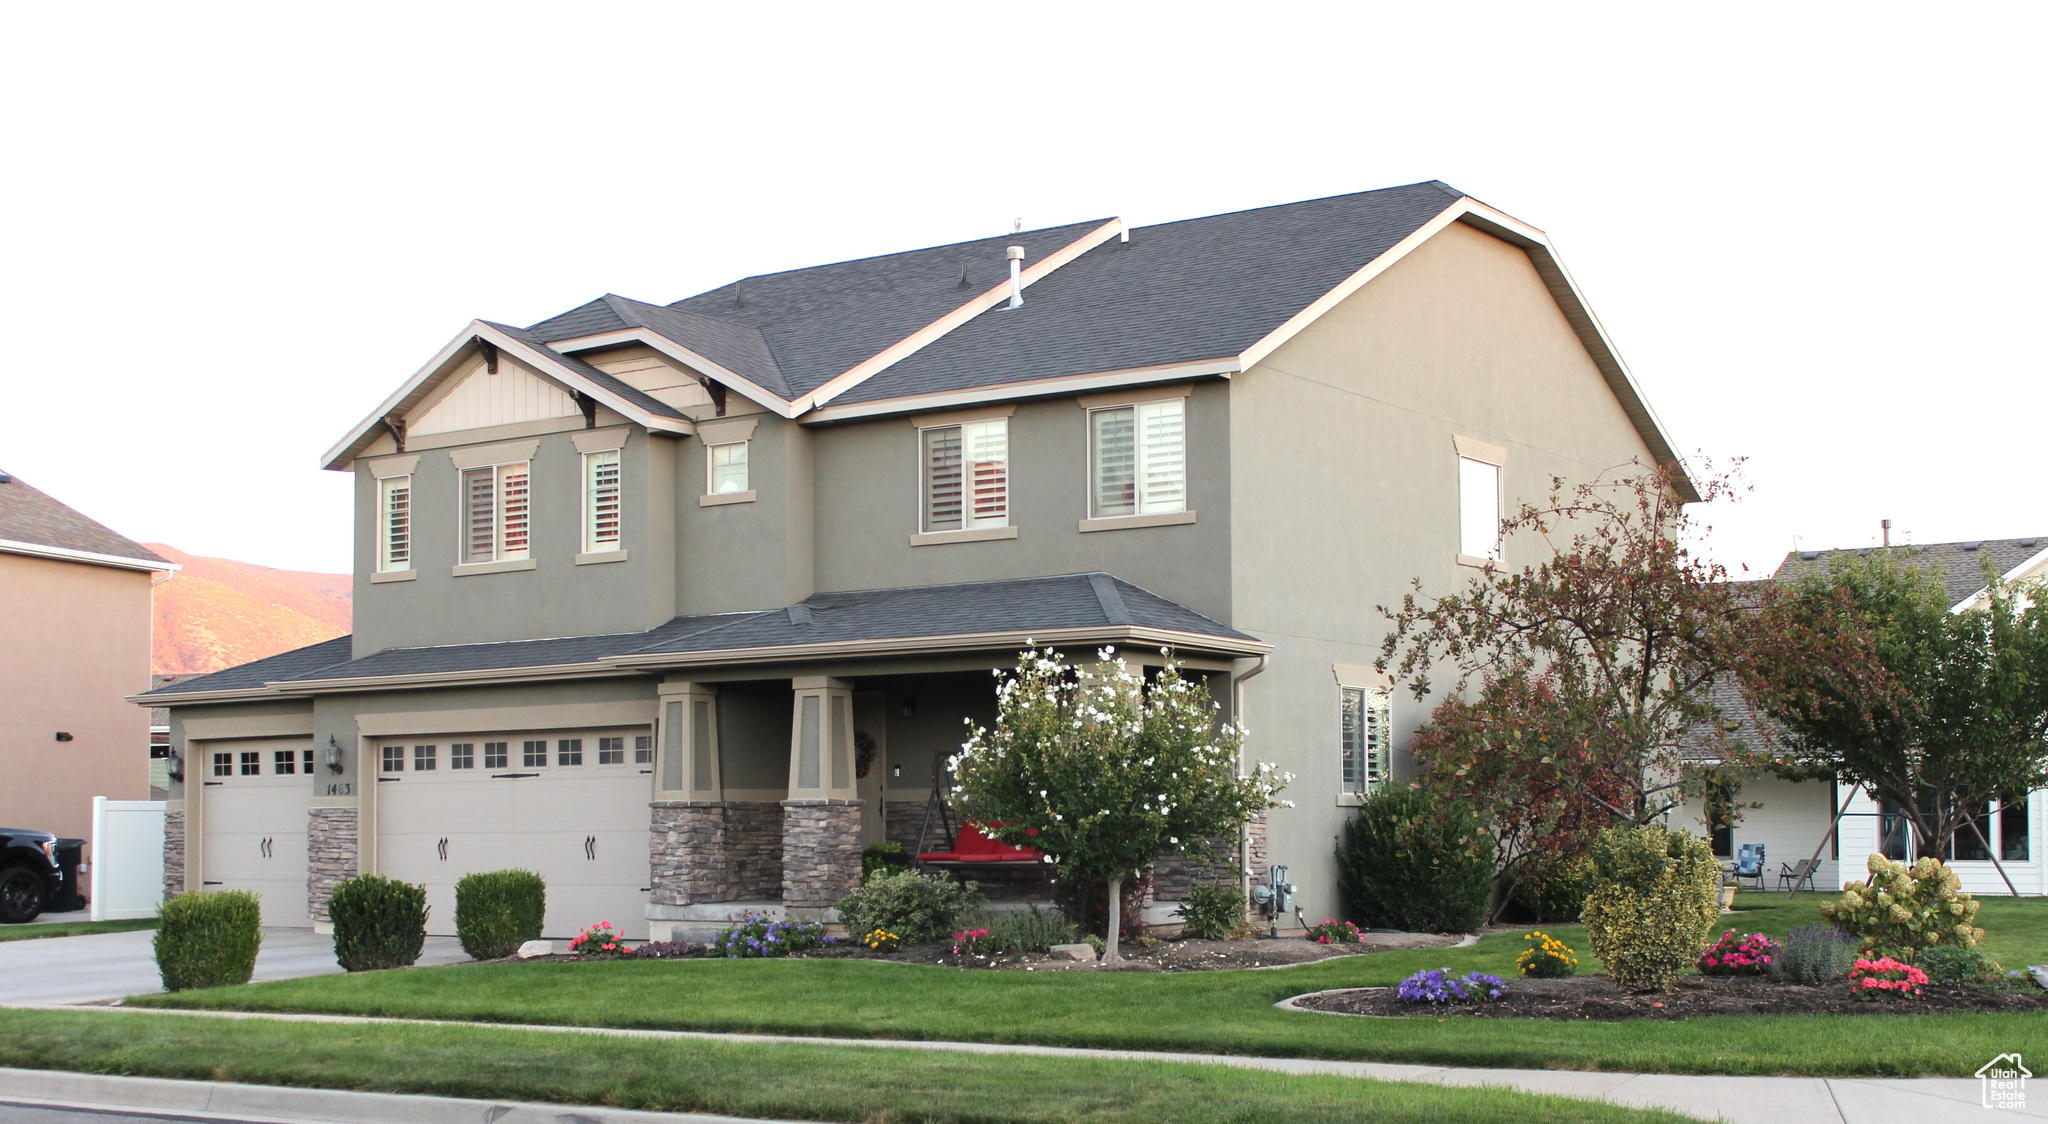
[199,739,314,927]
[377,728,653,940]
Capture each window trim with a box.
[1085,393,1189,522]
[706,440,751,500]
[581,449,623,555]
[915,416,1011,538]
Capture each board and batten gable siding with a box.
[805,383,1231,623]
[351,423,678,654]
[1227,219,1666,918]
[408,355,582,437]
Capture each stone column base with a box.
[781,799,862,912]
[308,808,358,922]
[162,810,186,902]
[651,801,731,905]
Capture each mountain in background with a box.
[146,544,351,676]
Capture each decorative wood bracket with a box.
[477,339,499,375]
[383,414,407,452]
[575,392,598,428]
[695,375,727,417]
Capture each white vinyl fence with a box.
[90,796,165,920]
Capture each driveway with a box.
[0,928,469,1006]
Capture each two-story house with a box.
[138,181,1695,939]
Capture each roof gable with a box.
[407,353,582,437]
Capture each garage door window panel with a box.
[598,736,624,765]
[450,743,474,770]
[523,740,547,768]
[212,753,232,777]
[414,745,437,771]
[558,738,583,766]
[485,741,508,769]
[273,750,296,775]
[240,752,261,776]
[382,745,405,773]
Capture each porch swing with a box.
[913,751,1045,872]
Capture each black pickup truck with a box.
[0,827,86,923]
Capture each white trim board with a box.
[0,538,177,573]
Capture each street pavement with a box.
[0,928,468,1005]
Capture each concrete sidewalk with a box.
[0,928,469,1006]
[25,1005,2044,1123]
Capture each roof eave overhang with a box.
[800,357,1241,426]
[132,661,642,705]
[606,625,1272,671]
[541,327,802,419]
[1,539,177,573]
[321,321,696,471]
[1235,196,1700,504]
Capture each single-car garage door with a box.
[377,728,653,940]
[199,739,313,927]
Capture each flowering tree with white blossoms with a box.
[950,647,1290,963]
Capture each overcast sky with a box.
[2,3,2040,578]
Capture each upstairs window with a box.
[1090,398,1185,517]
[377,475,411,572]
[1458,455,1501,561]
[922,419,1008,532]
[709,441,749,495]
[460,461,530,564]
[583,450,621,553]
[1340,686,1390,795]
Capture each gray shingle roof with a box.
[483,323,693,421]
[139,575,1256,700]
[1771,537,2046,607]
[0,472,168,566]
[523,183,1465,408]
[627,572,1255,656]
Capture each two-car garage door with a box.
[376,728,653,941]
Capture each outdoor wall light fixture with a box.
[165,748,183,784]
[900,699,916,719]
[324,735,345,774]
[53,731,73,742]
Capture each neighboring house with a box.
[0,470,173,843]
[137,181,1693,937]
[1675,537,2046,896]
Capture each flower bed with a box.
[1696,931,1778,976]
[1397,967,1506,1004]
[1290,973,2048,1020]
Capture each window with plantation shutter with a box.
[1340,686,1390,794]
[460,461,531,564]
[583,450,621,553]
[1090,398,1185,517]
[377,476,411,572]
[921,418,1008,534]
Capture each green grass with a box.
[0,917,156,943]
[0,1007,1689,1124]
[132,895,2048,1077]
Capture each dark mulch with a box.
[1295,973,2048,1020]
[514,932,1458,972]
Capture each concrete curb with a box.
[0,1066,798,1124]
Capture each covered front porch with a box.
[611,574,1268,941]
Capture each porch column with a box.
[782,676,861,913]
[650,682,730,906]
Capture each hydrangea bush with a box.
[1517,931,1578,978]
[950,647,1290,962]
[1695,930,1778,976]
[1397,967,1506,1004]
[1819,853,1983,959]
[709,912,828,959]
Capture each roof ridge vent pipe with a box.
[1007,245,1025,309]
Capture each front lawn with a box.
[133,894,2048,1077]
[0,917,157,943]
[0,1007,1690,1124]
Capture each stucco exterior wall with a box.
[351,423,679,654]
[0,552,153,841]
[1228,220,1665,920]
[807,384,1232,622]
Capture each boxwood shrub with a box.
[834,868,982,942]
[329,873,428,971]
[1336,788,1493,934]
[454,869,546,960]
[154,890,262,991]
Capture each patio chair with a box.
[1733,844,1766,890]
[1777,858,1817,892]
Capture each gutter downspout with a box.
[1232,653,1269,916]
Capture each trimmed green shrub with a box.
[1819,853,1983,959]
[1769,923,1857,985]
[1918,944,2003,987]
[834,868,982,942]
[861,842,906,884]
[1336,788,1493,934]
[329,873,427,972]
[154,890,262,991]
[454,870,546,960]
[1173,882,1245,941]
[1580,824,1721,992]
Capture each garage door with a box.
[199,739,313,927]
[377,728,653,940]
